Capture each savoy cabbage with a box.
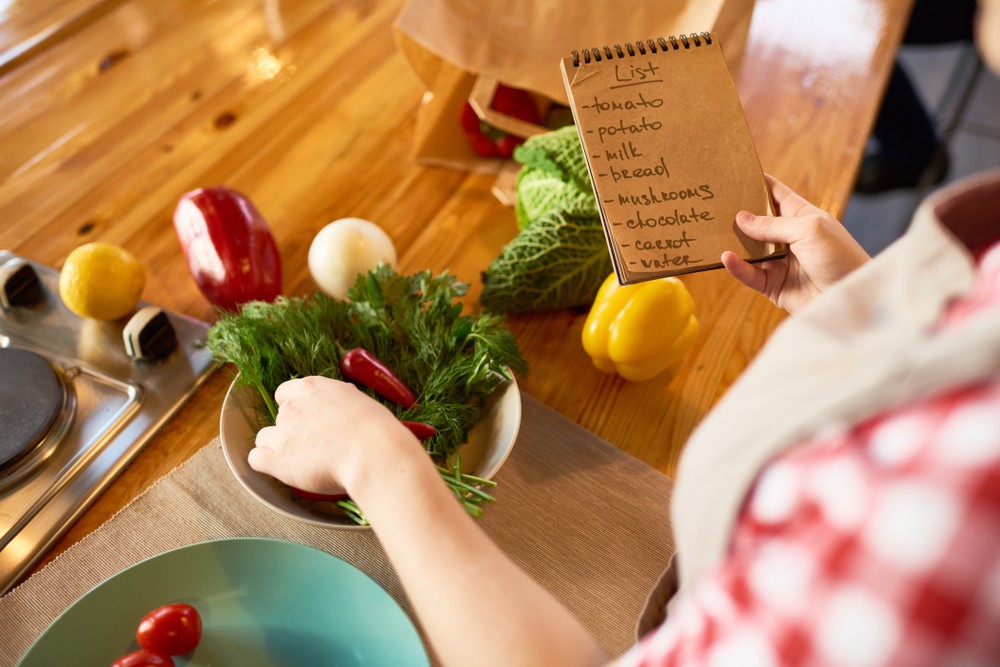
[481,126,611,312]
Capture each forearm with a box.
[251,376,608,665]
[349,448,609,667]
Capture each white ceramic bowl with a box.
[219,375,522,529]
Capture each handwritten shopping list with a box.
[561,34,782,284]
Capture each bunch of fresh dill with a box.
[206,265,528,522]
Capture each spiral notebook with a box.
[560,32,783,284]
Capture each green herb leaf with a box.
[207,265,527,461]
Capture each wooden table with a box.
[0,0,913,577]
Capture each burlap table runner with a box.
[0,394,674,666]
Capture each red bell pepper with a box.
[172,186,282,311]
[339,347,417,408]
[459,84,541,159]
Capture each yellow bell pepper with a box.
[582,273,699,382]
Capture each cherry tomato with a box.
[110,648,175,667]
[136,603,202,655]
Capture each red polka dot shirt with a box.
[619,240,1000,667]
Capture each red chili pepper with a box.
[339,347,417,408]
[401,421,436,440]
[290,486,348,502]
[459,84,541,159]
[172,186,282,311]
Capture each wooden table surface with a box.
[0,0,913,578]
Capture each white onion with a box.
[307,218,397,300]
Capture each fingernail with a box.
[736,211,754,225]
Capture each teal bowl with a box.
[18,538,429,666]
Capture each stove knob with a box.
[0,259,43,308]
[123,306,178,361]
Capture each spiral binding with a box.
[570,32,712,67]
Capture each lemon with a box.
[59,242,146,320]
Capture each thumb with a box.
[247,444,277,474]
[249,425,281,474]
[735,210,809,246]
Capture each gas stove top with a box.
[0,250,217,594]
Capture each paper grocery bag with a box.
[394,0,756,172]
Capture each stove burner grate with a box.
[0,348,64,468]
